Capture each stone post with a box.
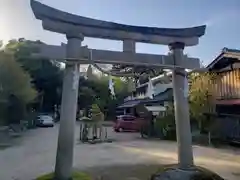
[54,34,83,180]
[170,42,194,169]
[123,40,135,53]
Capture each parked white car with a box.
[36,115,54,127]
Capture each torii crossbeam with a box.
[33,43,200,69]
[30,0,206,179]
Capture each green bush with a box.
[154,114,176,140]
[91,104,104,122]
[36,171,91,180]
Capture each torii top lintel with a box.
[31,0,206,46]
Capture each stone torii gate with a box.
[30,0,206,179]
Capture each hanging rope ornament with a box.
[146,76,154,99]
[86,64,94,80]
[108,76,115,98]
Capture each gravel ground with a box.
[0,123,239,180]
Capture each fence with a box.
[205,113,240,143]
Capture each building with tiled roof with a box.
[206,47,240,112]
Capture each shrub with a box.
[91,104,104,122]
[154,114,176,140]
[36,171,91,180]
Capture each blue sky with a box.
[0,0,239,65]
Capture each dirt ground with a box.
[0,123,239,180]
[82,164,162,180]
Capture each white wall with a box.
[153,83,172,96]
[124,81,172,101]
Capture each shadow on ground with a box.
[81,164,228,180]
[81,164,166,180]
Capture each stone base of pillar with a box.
[150,165,224,180]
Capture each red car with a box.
[113,115,146,132]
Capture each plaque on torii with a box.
[30,0,206,178]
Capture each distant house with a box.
[117,73,173,117]
[207,48,240,114]
[205,48,240,142]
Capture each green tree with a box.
[111,64,165,84]
[91,103,104,138]
[113,77,128,94]
[189,72,216,129]
[78,85,96,115]
[0,51,37,124]
[4,38,63,112]
[93,75,128,118]
[91,104,104,122]
[77,73,128,120]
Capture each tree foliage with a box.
[189,72,216,122]
[78,73,128,119]
[1,38,129,122]
[0,51,37,124]
[4,38,63,112]
[0,52,36,103]
[91,104,104,122]
[111,64,164,84]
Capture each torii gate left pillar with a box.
[55,33,83,179]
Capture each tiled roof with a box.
[207,47,240,70]
[117,99,143,108]
[118,88,173,108]
[222,48,240,54]
[144,88,173,103]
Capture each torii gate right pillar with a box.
[169,42,194,168]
